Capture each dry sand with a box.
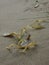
[0,0,49,65]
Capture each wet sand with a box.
[0,0,49,65]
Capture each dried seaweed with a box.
[3,19,46,52]
[32,23,45,30]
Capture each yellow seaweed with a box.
[6,47,11,51]
[16,42,37,52]
[35,20,46,23]
[31,23,45,30]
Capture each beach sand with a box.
[0,0,49,65]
